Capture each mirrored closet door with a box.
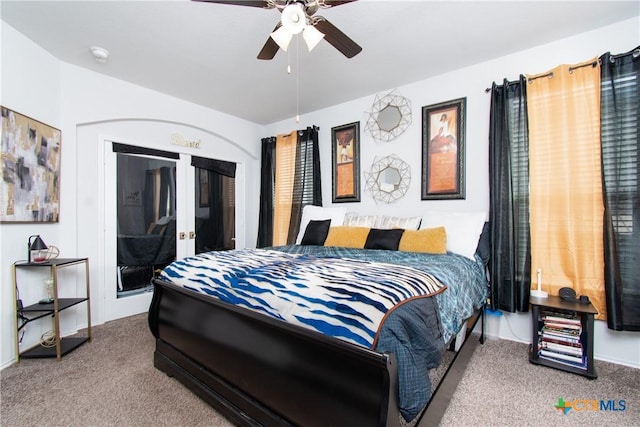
[105,143,235,321]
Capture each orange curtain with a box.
[272,130,297,246]
[526,58,606,319]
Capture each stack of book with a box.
[537,310,586,369]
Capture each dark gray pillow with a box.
[300,219,331,245]
[364,228,404,250]
[475,221,491,266]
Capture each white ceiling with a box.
[2,1,638,125]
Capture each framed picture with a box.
[122,186,142,206]
[199,168,209,207]
[331,121,360,203]
[421,97,466,200]
[0,107,61,222]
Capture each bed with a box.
[117,218,176,291]
[148,214,489,426]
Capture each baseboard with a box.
[0,359,17,370]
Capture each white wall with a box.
[0,22,263,368]
[266,17,640,368]
[2,16,639,369]
[1,22,63,368]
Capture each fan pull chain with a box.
[296,35,300,123]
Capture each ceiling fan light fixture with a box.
[270,26,293,52]
[280,3,306,35]
[302,25,325,52]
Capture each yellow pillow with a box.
[324,226,370,248]
[398,227,447,254]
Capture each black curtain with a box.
[257,126,322,247]
[112,143,177,232]
[207,172,225,250]
[112,142,179,160]
[257,137,276,248]
[143,170,155,229]
[192,156,236,177]
[143,166,174,231]
[287,126,322,243]
[600,46,640,331]
[488,76,531,312]
[191,157,236,252]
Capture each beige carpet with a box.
[1,314,638,426]
[439,338,639,427]
[1,314,229,427]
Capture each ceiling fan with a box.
[193,0,362,60]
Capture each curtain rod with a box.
[527,60,598,83]
[266,125,320,140]
[606,47,640,63]
[484,79,522,93]
[485,46,639,92]
[568,60,598,73]
[528,71,554,83]
[486,58,601,91]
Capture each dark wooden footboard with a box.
[148,278,401,427]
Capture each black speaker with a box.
[559,287,590,304]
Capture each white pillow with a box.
[343,215,378,228]
[343,215,421,230]
[375,216,421,230]
[296,206,347,244]
[420,211,487,260]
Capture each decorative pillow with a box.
[343,215,378,228]
[343,215,422,230]
[324,226,370,248]
[375,216,422,230]
[398,227,447,254]
[364,228,405,250]
[475,222,491,266]
[295,205,347,244]
[420,211,487,260]
[343,211,359,223]
[300,219,331,246]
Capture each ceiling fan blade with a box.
[191,0,271,8]
[257,24,282,60]
[315,18,362,58]
[323,1,358,7]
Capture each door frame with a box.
[100,138,246,322]
[78,121,251,330]
[102,139,197,322]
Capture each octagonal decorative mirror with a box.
[376,105,402,132]
[364,154,411,204]
[365,90,412,143]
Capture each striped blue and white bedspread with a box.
[161,248,445,348]
[275,245,488,343]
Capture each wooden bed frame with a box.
[148,277,485,427]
